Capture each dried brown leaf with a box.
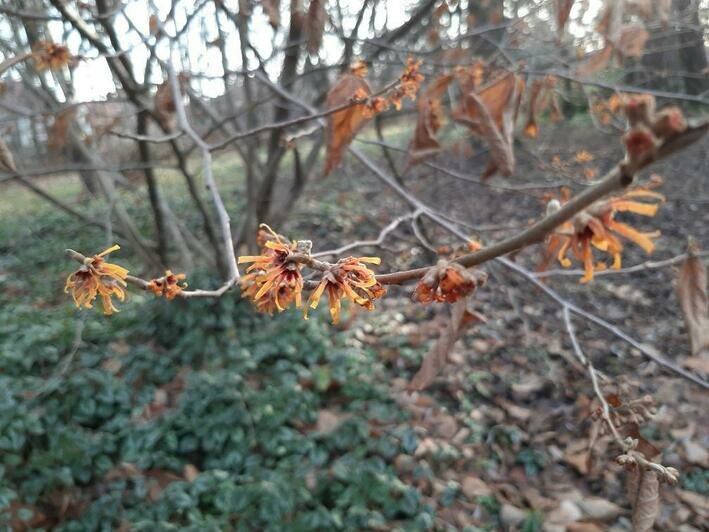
[627,467,659,532]
[5,501,48,530]
[183,464,200,482]
[136,367,189,422]
[0,137,17,173]
[625,0,653,20]
[676,489,709,519]
[524,79,544,138]
[657,0,671,26]
[261,0,281,28]
[524,75,558,138]
[316,408,348,434]
[616,24,649,58]
[148,14,159,35]
[306,0,326,54]
[407,73,454,166]
[409,298,478,390]
[555,0,574,39]
[677,242,709,356]
[154,81,176,130]
[323,70,371,176]
[576,44,613,77]
[145,469,182,502]
[452,72,520,135]
[48,108,76,152]
[466,84,518,179]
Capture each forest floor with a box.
[0,121,707,530]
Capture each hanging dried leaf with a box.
[33,41,72,71]
[48,107,77,152]
[453,61,485,103]
[550,92,563,122]
[524,79,544,138]
[524,75,559,138]
[154,73,188,131]
[0,137,17,173]
[657,0,671,26]
[468,91,514,178]
[460,73,524,179]
[555,0,574,40]
[409,297,481,391]
[148,14,159,35]
[616,24,649,58]
[452,72,522,136]
[627,467,659,532]
[306,0,326,54]
[323,64,371,176]
[407,73,454,166]
[625,0,653,21]
[595,3,613,37]
[576,44,613,77]
[154,81,176,130]
[677,241,709,356]
[261,0,281,28]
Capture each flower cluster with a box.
[147,270,188,300]
[64,245,129,315]
[238,229,304,315]
[388,57,425,110]
[544,187,664,283]
[33,41,72,71]
[357,57,425,118]
[411,260,487,304]
[306,257,385,324]
[239,227,384,323]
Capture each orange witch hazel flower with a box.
[412,260,487,304]
[306,257,385,324]
[388,57,425,110]
[544,187,664,283]
[64,245,129,315]
[238,226,304,314]
[147,270,188,300]
[33,41,72,71]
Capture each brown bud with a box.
[411,260,486,304]
[623,125,659,163]
[651,106,687,140]
[623,94,655,127]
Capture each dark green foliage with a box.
[0,211,431,530]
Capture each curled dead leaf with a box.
[261,0,281,28]
[0,137,17,173]
[409,297,481,391]
[407,73,454,166]
[323,66,372,176]
[576,45,613,77]
[305,0,326,54]
[627,467,659,532]
[555,0,574,40]
[677,240,709,356]
[616,24,649,59]
[48,108,77,152]
[148,14,159,35]
[452,72,522,135]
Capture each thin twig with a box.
[165,52,240,294]
[535,251,709,278]
[564,306,625,447]
[313,210,421,257]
